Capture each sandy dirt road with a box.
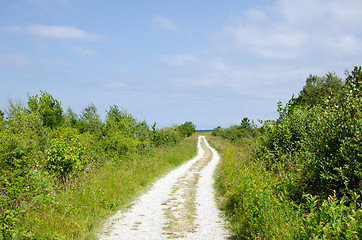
[98,136,228,239]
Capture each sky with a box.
[1,0,361,129]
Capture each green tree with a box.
[79,102,102,136]
[289,72,343,110]
[27,91,64,129]
[240,117,252,129]
[105,105,137,137]
[178,121,196,137]
[6,97,25,119]
[65,107,79,129]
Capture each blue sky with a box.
[1,0,361,129]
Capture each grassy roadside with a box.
[19,135,198,239]
[207,134,299,239]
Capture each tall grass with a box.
[208,135,299,239]
[19,135,198,239]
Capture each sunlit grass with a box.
[208,135,299,239]
[20,135,198,239]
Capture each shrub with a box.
[101,132,140,159]
[0,111,54,239]
[178,121,196,137]
[27,91,64,129]
[298,193,362,239]
[45,127,97,181]
[255,67,362,198]
[154,126,183,146]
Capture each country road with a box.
[98,136,228,240]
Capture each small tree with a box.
[240,117,252,129]
[27,91,63,129]
[178,121,196,137]
[79,102,102,136]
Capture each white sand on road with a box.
[98,136,228,240]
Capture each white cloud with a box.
[70,46,98,57]
[161,54,198,67]
[153,15,178,31]
[1,24,104,41]
[215,0,362,61]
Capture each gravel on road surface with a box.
[98,136,228,240]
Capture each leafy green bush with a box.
[27,91,64,129]
[45,127,99,180]
[178,121,196,137]
[101,132,140,159]
[212,117,258,143]
[255,67,361,198]
[298,193,362,239]
[0,111,54,239]
[153,126,183,146]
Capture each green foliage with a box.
[178,121,196,137]
[289,72,343,110]
[0,110,54,239]
[211,138,298,239]
[0,91,191,238]
[256,68,361,199]
[105,105,137,137]
[213,67,361,239]
[298,193,362,239]
[79,102,103,136]
[101,132,140,159]
[240,117,253,129]
[153,126,183,146]
[45,127,98,180]
[27,90,64,129]
[19,132,198,239]
[212,117,258,142]
[5,98,25,119]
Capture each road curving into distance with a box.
[98,136,228,240]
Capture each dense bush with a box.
[45,127,98,181]
[178,121,196,137]
[153,126,183,146]
[256,67,361,199]
[27,90,64,129]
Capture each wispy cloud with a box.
[70,46,98,57]
[153,15,178,31]
[161,54,198,67]
[1,24,104,41]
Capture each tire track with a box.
[99,136,228,239]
